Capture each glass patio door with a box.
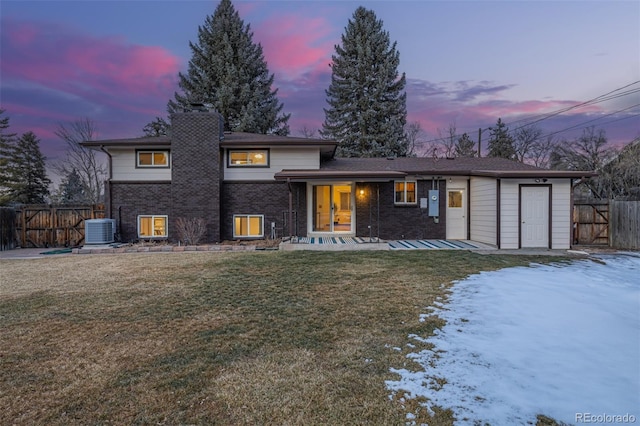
[312,184,353,233]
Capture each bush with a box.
[175,217,206,245]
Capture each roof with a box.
[219,132,336,160]
[275,157,597,180]
[80,136,171,148]
[80,131,337,159]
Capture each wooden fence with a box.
[609,201,640,250]
[14,204,105,248]
[0,207,17,251]
[573,200,639,249]
[573,200,609,246]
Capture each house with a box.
[81,108,596,249]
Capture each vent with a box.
[85,219,116,244]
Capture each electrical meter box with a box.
[428,190,439,217]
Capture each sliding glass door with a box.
[311,184,353,233]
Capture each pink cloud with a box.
[2,18,180,114]
[254,14,335,81]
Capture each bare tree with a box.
[435,123,458,158]
[54,118,107,204]
[513,125,543,163]
[551,127,616,198]
[297,126,318,139]
[528,134,557,168]
[404,121,426,156]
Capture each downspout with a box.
[496,178,501,249]
[99,145,113,220]
[570,176,588,249]
[287,178,294,239]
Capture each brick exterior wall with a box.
[354,180,447,240]
[221,181,307,240]
[110,182,172,243]
[107,110,452,243]
[170,111,222,242]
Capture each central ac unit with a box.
[85,219,116,244]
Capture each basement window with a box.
[394,181,417,205]
[137,150,170,168]
[138,215,168,238]
[228,150,269,167]
[233,215,264,238]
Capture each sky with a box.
[1,0,639,164]
[386,252,640,425]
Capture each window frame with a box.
[394,180,417,205]
[137,215,168,239]
[227,149,270,168]
[233,214,264,238]
[136,150,170,168]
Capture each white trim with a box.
[394,180,417,205]
[137,215,168,238]
[136,150,170,168]
[233,214,264,238]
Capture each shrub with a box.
[175,217,206,245]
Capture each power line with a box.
[415,81,640,146]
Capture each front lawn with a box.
[0,250,563,425]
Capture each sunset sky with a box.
[1,0,639,162]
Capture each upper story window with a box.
[228,149,269,167]
[137,150,170,168]
[394,181,417,205]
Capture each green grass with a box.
[0,250,568,425]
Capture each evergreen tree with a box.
[53,168,86,204]
[0,110,18,205]
[143,117,170,137]
[1,131,51,204]
[455,133,477,157]
[322,6,408,157]
[487,118,516,159]
[167,0,290,135]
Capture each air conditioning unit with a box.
[85,219,116,244]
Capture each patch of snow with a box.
[386,253,640,425]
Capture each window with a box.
[448,190,463,208]
[137,150,169,167]
[138,215,168,238]
[228,150,269,167]
[233,215,263,238]
[394,181,417,204]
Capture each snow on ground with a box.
[386,253,640,425]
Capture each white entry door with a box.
[446,189,466,239]
[521,186,549,248]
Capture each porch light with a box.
[359,189,365,196]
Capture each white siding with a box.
[110,149,171,181]
[499,180,520,249]
[469,177,497,246]
[550,178,572,249]
[499,178,572,249]
[224,147,320,181]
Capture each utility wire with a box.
[415,81,640,146]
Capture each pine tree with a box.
[167,0,290,135]
[2,131,51,204]
[487,118,516,159]
[143,117,170,137]
[322,6,408,157]
[53,168,86,204]
[455,133,477,157]
[0,110,18,205]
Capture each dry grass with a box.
[0,250,566,425]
